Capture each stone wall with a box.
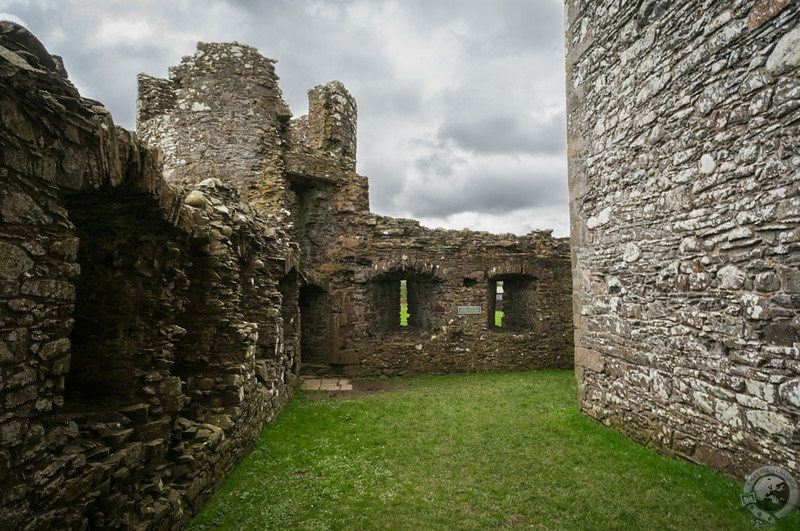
[142,42,575,380]
[137,43,293,211]
[566,0,800,479]
[0,24,299,529]
[313,217,573,377]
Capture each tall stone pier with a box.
[566,0,800,479]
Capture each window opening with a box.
[370,271,442,334]
[488,275,534,331]
[495,281,504,327]
[400,279,409,326]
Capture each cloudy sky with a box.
[1,0,569,237]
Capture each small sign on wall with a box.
[457,306,482,315]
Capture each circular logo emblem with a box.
[741,466,798,524]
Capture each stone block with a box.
[21,280,75,300]
[4,385,36,408]
[133,419,172,442]
[575,347,605,373]
[0,242,33,280]
[763,321,800,346]
[745,409,793,438]
[778,378,800,407]
[745,380,776,404]
[716,265,746,290]
[4,366,35,389]
[754,272,781,292]
[101,428,133,448]
[0,339,16,364]
[748,0,791,31]
[50,354,71,375]
[777,266,800,293]
[118,404,150,423]
[0,420,23,446]
[766,23,800,76]
[203,414,234,432]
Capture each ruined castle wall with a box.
[1,18,574,529]
[289,81,358,174]
[137,43,293,211]
[0,25,299,529]
[566,0,800,478]
[341,220,574,377]
[294,209,574,377]
[287,81,370,273]
[282,80,575,377]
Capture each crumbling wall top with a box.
[137,41,292,207]
[290,80,358,172]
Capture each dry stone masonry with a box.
[0,22,572,529]
[566,0,800,480]
[139,42,573,380]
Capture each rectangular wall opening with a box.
[400,279,409,326]
[488,275,535,332]
[370,271,442,334]
[495,280,504,327]
[299,284,332,366]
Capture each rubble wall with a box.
[566,0,800,478]
[310,216,573,377]
[142,46,575,380]
[0,24,299,530]
[137,43,293,211]
[284,87,573,377]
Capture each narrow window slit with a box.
[399,279,409,326]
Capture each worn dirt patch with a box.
[328,379,405,397]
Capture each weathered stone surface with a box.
[754,272,781,292]
[39,339,70,361]
[184,190,207,208]
[575,348,605,373]
[717,265,746,290]
[0,23,301,530]
[699,154,717,174]
[567,0,800,481]
[0,242,33,279]
[779,379,800,407]
[766,24,800,76]
[748,0,790,30]
[623,243,641,263]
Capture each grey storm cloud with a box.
[0,0,570,236]
[396,150,567,219]
[397,168,566,219]
[396,0,563,54]
[438,111,566,156]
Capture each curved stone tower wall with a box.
[137,43,293,211]
[566,0,800,479]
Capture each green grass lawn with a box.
[188,371,799,530]
[495,310,504,327]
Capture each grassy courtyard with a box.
[188,371,798,530]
